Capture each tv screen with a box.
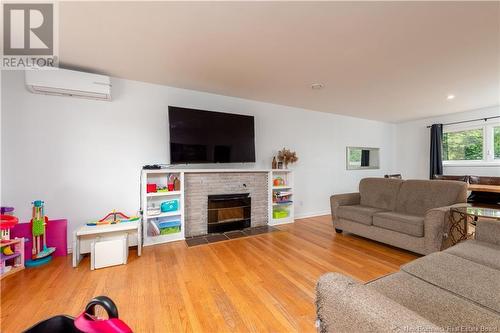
[168,106,256,164]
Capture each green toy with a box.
[30,200,56,261]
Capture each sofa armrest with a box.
[476,219,500,246]
[330,193,360,219]
[424,203,465,253]
[316,273,440,333]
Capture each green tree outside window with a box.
[349,149,361,163]
[443,129,483,161]
[494,126,500,159]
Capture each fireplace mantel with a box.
[144,168,272,174]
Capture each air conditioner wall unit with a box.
[25,68,111,101]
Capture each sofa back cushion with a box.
[359,178,403,210]
[469,176,500,185]
[433,174,468,182]
[395,180,467,216]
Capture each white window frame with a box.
[442,120,500,167]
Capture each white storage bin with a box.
[90,235,128,270]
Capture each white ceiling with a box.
[59,1,500,123]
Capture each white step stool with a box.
[91,235,128,270]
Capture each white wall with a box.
[395,105,500,179]
[1,70,397,245]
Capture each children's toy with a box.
[273,191,293,204]
[157,185,168,193]
[1,206,15,215]
[86,210,140,226]
[160,199,179,213]
[12,219,68,261]
[1,208,25,278]
[147,204,161,216]
[273,209,289,219]
[1,214,18,243]
[273,177,285,186]
[146,184,157,193]
[23,295,132,333]
[157,220,181,235]
[149,219,181,236]
[26,200,56,268]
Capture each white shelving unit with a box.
[141,170,185,246]
[268,169,294,226]
[140,168,295,247]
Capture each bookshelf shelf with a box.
[146,191,181,197]
[269,170,294,226]
[141,170,185,246]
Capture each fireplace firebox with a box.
[207,193,251,233]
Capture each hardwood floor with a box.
[1,215,418,332]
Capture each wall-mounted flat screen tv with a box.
[168,106,256,164]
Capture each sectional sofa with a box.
[330,178,468,255]
[315,219,500,332]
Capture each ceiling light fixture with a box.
[447,94,455,100]
[311,83,324,90]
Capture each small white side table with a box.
[72,221,141,268]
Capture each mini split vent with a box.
[25,68,112,101]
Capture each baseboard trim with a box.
[294,210,330,219]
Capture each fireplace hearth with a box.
[208,193,251,233]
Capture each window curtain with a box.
[361,150,370,167]
[429,124,443,179]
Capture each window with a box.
[495,126,500,159]
[442,121,500,164]
[443,128,483,161]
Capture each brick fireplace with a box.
[184,172,268,237]
[207,193,251,233]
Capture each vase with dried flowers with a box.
[277,148,298,169]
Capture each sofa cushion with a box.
[469,176,500,185]
[316,273,441,332]
[359,178,403,211]
[337,205,387,226]
[433,175,468,182]
[475,220,500,246]
[373,212,424,237]
[444,240,500,270]
[395,180,467,216]
[401,252,500,314]
[368,272,500,329]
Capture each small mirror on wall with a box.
[346,147,380,170]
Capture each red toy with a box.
[1,215,19,240]
[146,184,157,193]
[1,211,25,279]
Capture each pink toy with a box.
[1,211,25,278]
[24,296,132,332]
[12,219,67,262]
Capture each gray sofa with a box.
[330,178,468,255]
[315,219,500,332]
